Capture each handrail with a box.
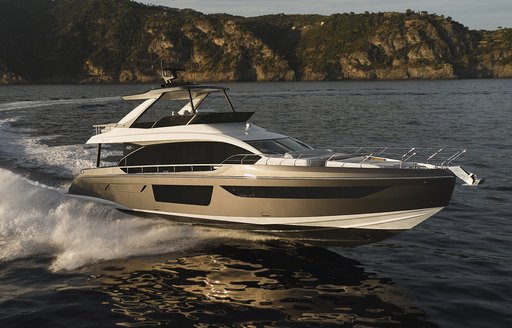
[220,153,262,165]
[327,146,468,166]
[93,123,116,135]
[118,163,217,174]
[94,147,470,174]
[441,149,467,166]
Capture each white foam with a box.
[0,168,203,271]
[0,118,120,177]
[0,96,123,177]
[16,136,98,177]
[0,168,273,271]
[0,97,120,112]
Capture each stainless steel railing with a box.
[118,164,218,174]
[97,147,468,174]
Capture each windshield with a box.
[247,138,313,154]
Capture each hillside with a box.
[0,0,511,83]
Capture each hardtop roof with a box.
[122,84,229,101]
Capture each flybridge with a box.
[93,67,246,132]
[114,65,239,126]
[98,83,251,130]
[122,63,236,112]
[93,111,255,134]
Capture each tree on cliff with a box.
[0,0,510,83]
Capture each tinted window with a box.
[153,185,213,205]
[276,138,313,151]
[247,138,312,154]
[247,139,290,154]
[121,142,255,166]
[222,186,388,199]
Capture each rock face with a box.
[0,0,510,83]
[292,13,488,80]
[0,62,25,83]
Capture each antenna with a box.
[160,60,185,87]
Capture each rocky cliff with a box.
[0,0,510,83]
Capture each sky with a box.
[137,0,512,30]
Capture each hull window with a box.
[222,186,388,199]
[153,185,213,206]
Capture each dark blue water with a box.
[0,80,511,327]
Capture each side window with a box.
[121,142,257,166]
[247,138,313,154]
[247,140,290,154]
[276,138,313,151]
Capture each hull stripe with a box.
[129,207,444,230]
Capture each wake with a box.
[0,168,202,271]
[0,169,271,271]
[0,118,114,177]
[0,96,120,112]
[0,95,122,177]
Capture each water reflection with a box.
[90,243,437,327]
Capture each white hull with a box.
[134,206,444,231]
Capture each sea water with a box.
[0,80,511,327]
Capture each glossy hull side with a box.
[69,165,456,236]
[119,208,410,247]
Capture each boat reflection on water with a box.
[88,243,438,327]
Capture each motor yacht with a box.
[68,69,483,246]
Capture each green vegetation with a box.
[0,0,510,83]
